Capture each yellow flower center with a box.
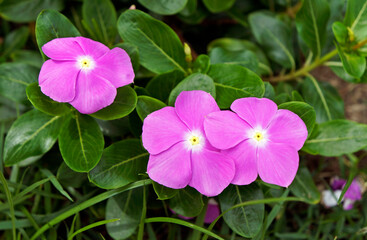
[254,132,264,142]
[189,136,200,146]
[77,56,95,71]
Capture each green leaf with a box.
[0,0,63,23]
[278,101,316,137]
[332,21,348,44]
[2,26,29,58]
[249,11,295,69]
[138,0,188,15]
[303,119,367,156]
[169,187,203,217]
[168,73,216,106]
[91,86,137,120]
[117,9,186,74]
[336,43,366,78]
[192,54,210,74]
[4,109,63,166]
[146,70,185,102]
[0,63,38,104]
[114,43,140,72]
[26,82,70,116]
[207,64,264,109]
[300,76,344,123]
[152,181,178,200]
[289,167,320,204]
[106,188,144,239]
[57,162,87,188]
[344,0,367,50]
[295,0,330,58]
[59,113,104,172]
[82,0,117,46]
[89,139,149,189]
[41,169,73,202]
[136,96,166,121]
[202,0,236,13]
[219,183,264,238]
[263,82,275,99]
[10,50,43,69]
[35,9,81,59]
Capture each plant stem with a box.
[191,198,208,240]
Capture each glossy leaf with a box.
[152,181,178,200]
[35,9,81,59]
[169,187,203,217]
[168,73,216,106]
[289,167,320,204]
[207,64,264,109]
[0,0,63,23]
[4,109,64,165]
[89,139,148,189]
[344,0,367,51]
[82,0,117,45]
[303,120,367,156]
[202,0,236,13]
[278,101,316,137]
[336,43,366,78]
[59,113,104,172]
[26,82,70,116]
[138,0,188,15]
[117,9,186,74]
[10,50,43,68]
[332,21,348,44]
[146,70,185,102]
[249,11,295,69]
[91,86,137,120]
[300,76,344,123]
[136,96,166,121]
[106,188,144,239]
[0,63,38,104]
[296,0,330,58]
[219,183,264,238]
[2,26,29,58]
[192,54,210,74]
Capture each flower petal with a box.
[42,37,84,60]
[39,60,79,102]
[204,199,220,224]
[224,140,258,185]
[175,91,220,131]
[94,47,135,88]
[147,142,192,189]
[345,180,362,200]
[142,107,189,155]
[231,97,278,129]
[204,111,251,150]
[74,37,109,59]
[267,109,308,150]
[189,148,235,197]
[257,142,299,187]
[69,73,116,114]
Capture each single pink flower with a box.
[38,37,134,114]
[204,97,308,187]
[142,90,235,197]
[329,178,362,210]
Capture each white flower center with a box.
[184,130,205,152]
[76,55,95,72]
[248,127,268,147]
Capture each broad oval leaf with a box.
[289,167,320,204]
[82,0,117,45]
[219,183,264,238]
[36,9,81,59]
[303,119,367,156]
[136,96,166,121]
[26,82,70,116]
[106,188,144,239]
[296,0,330,58]
[278,101,316,137]
[91,86,137,120]
[249,11,295,69]
[89,139,149,189]
[138,0,188,15]
[152,181,178,200]
[4,109,64,165]
[169,187,203,217]
[0,63,38,104]
[2,26,29,58]
[192,54,210,74]
[202,0,236,13]
[207,64,264,109]
[336,43,366,78]
[300,76,344,123]
[168,73,216,106]
[59,113,104,172]
[117,9,186,74]
[10,50,43,68]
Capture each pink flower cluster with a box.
[142,90,308,196]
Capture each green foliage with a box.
[136,96,166,120]
[169,187,204,217]
[138,0,188,15]
[289,167,320,204]
[202,0,236,13]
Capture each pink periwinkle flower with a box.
[39,37,134,114]
[142,90,235,197]
[204,97,308,187]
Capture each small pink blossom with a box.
[204,97,308,187]
[142,90,235,197]
[39,37,134,114]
